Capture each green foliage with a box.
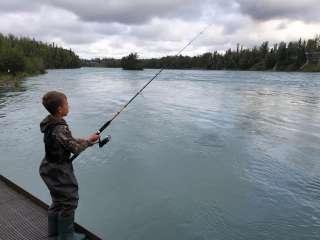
[25,56,45,74]
[84,36,320,72]
[121,53,143,70]
[82,58,121,68]
[0,47,25,73]
[0,34,81,76]
[301,62,320,72]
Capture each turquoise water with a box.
[1,68,320,239]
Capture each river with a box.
[1,68,320,239]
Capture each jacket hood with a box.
[40,115,66,133]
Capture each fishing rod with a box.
[70,23,212,161]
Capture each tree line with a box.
[0,34,81,76]
[83,36,320,71]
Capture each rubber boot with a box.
[57,211,87,240]
[48,212,58,240]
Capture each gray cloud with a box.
[0,0,319,58]
[0,0,41,12]
[0,0,205,24]
[236,0,320,22]
[46,0,204,24]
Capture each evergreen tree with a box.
[121,53,143,70]
[0,33,81,76]
[83,35,320,72]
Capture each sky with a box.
[0,0,319,59]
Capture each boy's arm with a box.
[54,125,94,155]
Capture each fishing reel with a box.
[98,135,111,148]
[93,131,111,148]
[94,132,111,148]
[71,133,111,161]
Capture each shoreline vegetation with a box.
[1,34,320,88]
[83,36,320,72]
[0,33,81,88]
[120,53,143,70]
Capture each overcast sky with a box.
[0,0,319,59]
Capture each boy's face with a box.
[56,97,69,117]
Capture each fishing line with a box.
[71,23,213,161]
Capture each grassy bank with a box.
[0,71,46,89]
[301,63,320,72]
[0,74,20,89]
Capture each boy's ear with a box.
[56,106,62,114]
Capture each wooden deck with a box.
[0,174,102,240]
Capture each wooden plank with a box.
[0,174,102,240]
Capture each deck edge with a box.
[0,174,103,240]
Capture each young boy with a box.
[39,91,100,240]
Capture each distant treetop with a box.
[0,34,81,75]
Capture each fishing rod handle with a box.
[99,120,112,133]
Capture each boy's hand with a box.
[87,133,100,143]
